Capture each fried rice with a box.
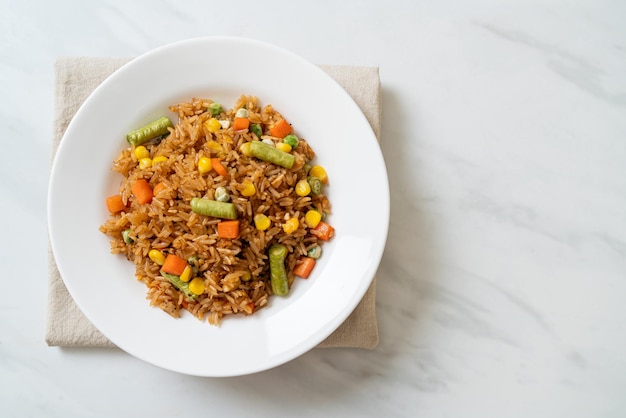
[99,95,333,325]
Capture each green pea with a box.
[122,229,134,244]
[307,244,322,260]
[214,186,230,202]
[208,102,222,116]
[283,134,299,148]
[250,123,263,138]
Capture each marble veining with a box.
[475,21,626,106]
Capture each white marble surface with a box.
[1,0,625,416]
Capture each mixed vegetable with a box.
[104,97,335,319]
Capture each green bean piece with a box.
[269,244,289,296]
[307,176,323,195]
[283,134,299,148]
[249,141,295,169]
[303,163,312,175]
[190,197,238,219]
[160,271,197,301]
[307,244,322,260]
[122,229,134,244]
[126,116,173,146]
[208,102,222,116]
[250,123,263,138]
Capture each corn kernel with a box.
[241,269,252,282]
[179,265,193,283]
[254,214,271,231]
[241,181,256,197]
[204,118,221,133]
[188,277,205,295]
[148,249,165,265]
[240,142,253,157]
[198,157,212,174]
[309,165,328,184]
[139,158,152,169]
[207,141,222,153]
[134,146,149,160]
[295,180,311,197]
[305,210,322,228]
[152,156,168,164]
[283,217,299,234]
[276,142,292,153]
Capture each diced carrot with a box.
[233,117,250,131]
[294,257,316,279]
[269,119,292,138]
[106,194,126,213]
[131,178,153,204]
[161,254,187,276]
[211,158,228,177]
[311,221,335,241]
[217,220,240,239]
[153,182,166,197]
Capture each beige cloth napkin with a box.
[46,57,382,349]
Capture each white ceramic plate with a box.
[48,37,389,377]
